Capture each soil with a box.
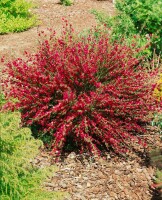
[0,0,114,61]
[0,1,162,200]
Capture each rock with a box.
[124,170,130,175]
[136,168,143,173]
[90,187,101,194]
[68,152,76,159]
[76,184,83,189]
[59,182,67,189]
[98,171,106,179]
[109,191,117,198]
[130,181,135,187]
[87,182,91,187]
[114,169,122,175]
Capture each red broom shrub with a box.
[2,25,159,156]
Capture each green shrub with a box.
[60,0,73,6]
[91,10,152,57]
[0,104,64,199]
[92,0,162,56]
[115,0,162,54]
[0,0,37,34]
[116,0,162,34]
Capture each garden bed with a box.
[1,1,161,200]
[33,131,162,200]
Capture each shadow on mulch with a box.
[151,191,162,200]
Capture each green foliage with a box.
[92,0,162,56]
[0,108,64,199]
[149,149,162,189]
[91,10,151,57]
[0,0,37,34]
[0,93,6,107]
[60,0,73,6]
[115,0,162,54]
[149,149,162,170]
[155,170,162,188]
[115,0,162,34]
[151,113,162,131]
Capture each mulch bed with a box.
[1,1,161,199]
[32,128,162,200]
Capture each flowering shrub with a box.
[2,25,158,156]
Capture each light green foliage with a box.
[0,105,64,199]
[60,0,73,6]
[0,0,37,34]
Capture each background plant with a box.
[153,73,162,102]
[2,25,159,157]
[155,170,162,189]
[149,149,162,195]
[151,70,162,130]
[60,0,73,6]
[92,0,162,56]
[91,10,152,57]
[0,0,37,34]
[0,95,64,200]
[115,0,162,55]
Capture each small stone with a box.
[77,184,83,189]
[74,194,86,200]
[83,177,89,181]
[68,152,76,159]
[114,169,122,175]
[136,168,143,173]
[124,170,130,175]
[109,191,117,198]
[90,187,100,194]
[59,182,67,189]
[130,181,135,187]
[87,182,91,187]
[98,171,106,179]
